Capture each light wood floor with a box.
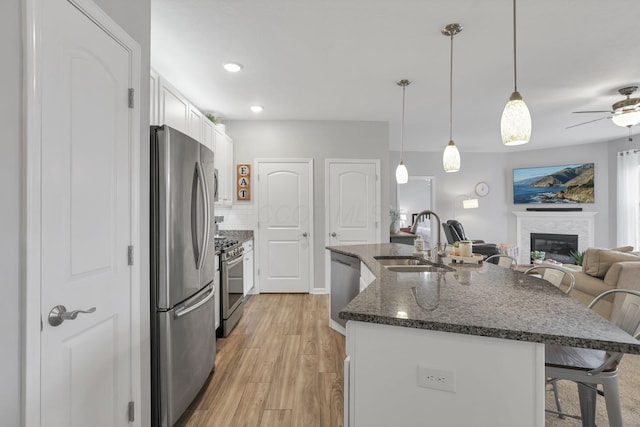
[177,294,345,427]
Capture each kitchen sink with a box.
[387,265,455,273]
[374,256,428,266]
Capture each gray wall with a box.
[2,1,23,425]
[389,150,511,245]
[390,140,622,251]
[4,0,150,425]
[225,120,390,291]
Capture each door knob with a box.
[302,232,308,237]
[48,305,96,327]
[331,232,337,237]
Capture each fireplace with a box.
[530,233,578,264]
[513,211,596,265]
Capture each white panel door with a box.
[328,161,379,245]
[40,0,133,425]
[258,161,313,293]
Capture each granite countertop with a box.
[218,229,254,242]
[329,243,640,355]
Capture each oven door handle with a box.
[224,253,244,269]
[175,285,215,318]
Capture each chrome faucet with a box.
[410,210,444,261]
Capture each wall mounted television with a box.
[513,163,594,204]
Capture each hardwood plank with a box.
[229,382,270,426]
[320,372,344,427]
[264,334,301,409]
[291,355,320,426]
[259,409,292,427]
[201,347,260,425]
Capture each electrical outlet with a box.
[417,365,456,393]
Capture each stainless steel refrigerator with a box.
[150,125,217,426]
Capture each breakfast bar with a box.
[329,243,640,427]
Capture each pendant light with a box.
[442,23,462,173]
[395,79,411,184]
[501,0,531,146]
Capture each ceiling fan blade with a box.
[572,110,614,114]
[566,116,611,129]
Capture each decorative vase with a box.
[390,222,400,234]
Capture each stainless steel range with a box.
[216,238,244,337]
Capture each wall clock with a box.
[475,181,490,197]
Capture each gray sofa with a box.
[566,247,640,319]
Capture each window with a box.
[617,150,640,249]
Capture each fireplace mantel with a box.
[513,211,597,264]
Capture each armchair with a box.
[441,220,500,258]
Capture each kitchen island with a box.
[328,243,640,427]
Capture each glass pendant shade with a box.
[611,110,640,128]
[395,161,408,184]
[501,91,531,145]
[442,140,460,173]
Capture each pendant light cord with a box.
[449,32,454,141]
[513,0,518,92]
[401,83,406,161]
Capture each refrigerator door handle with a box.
[190,162,210,270]
[174,285,215,318]
[197,161,210,271]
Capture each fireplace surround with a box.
[514,211,596,265]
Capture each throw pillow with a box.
[582,248,640,278]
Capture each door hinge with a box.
[128,88,134,108]
[127,246,134,266]
[128,401,135,422]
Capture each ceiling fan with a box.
[568,86,640,129]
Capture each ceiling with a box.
[151,0,640,153]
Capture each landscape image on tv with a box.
[513,163,594,204]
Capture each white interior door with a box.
[257,160,313,293]
[327,160,379,245]
[39,0,135,425]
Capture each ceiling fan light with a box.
[395,161,408,184]
[443,140,460,173]
[501,93,532,145]
[611,110,640,128]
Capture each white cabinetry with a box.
[242,239,254,296]
[150,68,159,125]
[158,77,189,134]
[187,104,203,142]
[214,128,234,205]
[152,70,235,206]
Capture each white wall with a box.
[222,120,390,292]
[2,1,23,425]
[390,139,622,252]
[6,0,151,425]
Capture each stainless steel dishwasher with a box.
[330,252,361,327]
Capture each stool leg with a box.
[550,379,565,419]
[602,377,623,427]
[577,382,597,427]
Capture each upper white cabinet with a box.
[214,128,234,205]
[158,77,189,134]
[187,104,203,142]
[150,69,159,125]
[151,69,234,205]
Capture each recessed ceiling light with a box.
[223,62,243,73]
[250,105,264,113]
